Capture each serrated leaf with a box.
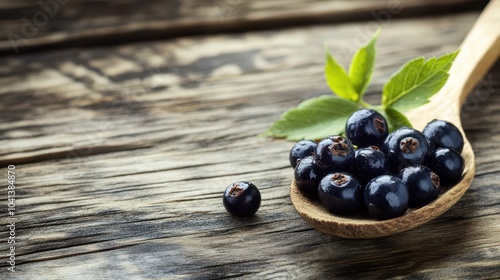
[349,29,379,98]
[325,51,359,101]
[261,96,359,140]
[382,50,459,111]
[381,107,412,132]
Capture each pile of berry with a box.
[291,109,465,220]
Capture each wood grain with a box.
[0,11,499,279]
[0,0,488,54]
[0,13,482,166]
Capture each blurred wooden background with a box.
[0,0,499,279]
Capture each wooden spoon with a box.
[290,0,500,238]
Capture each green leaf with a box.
[380,107,412,132]
[325,50,359,102]
[261,96,359,140]
[382,50,459,112]
[349,29,379,98]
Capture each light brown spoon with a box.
[290,0,500,238]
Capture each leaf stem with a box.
[358,99,372,108]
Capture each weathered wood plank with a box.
[0,13,481,165]
[0,0,488,54]
[0,11,499,279]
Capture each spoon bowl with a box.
[290,0,500,238]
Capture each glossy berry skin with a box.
[289,140,317,169]
[223,182,261,217]
[314,135,355,172]
[428,148,464,185]
[423,119,464,153]
[383,127,431,172]
[346,109,389,147]
[353,146,389,186]
[398,165,441,208]
[364,175,409,220]
[294,156,323,195]
[318,172,363,215]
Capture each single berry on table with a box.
[428,148,464,185]
[383,127,431,172]
[314,135,354,172]
[398,165,441,208]
[294,156,323,195]
[318,172,364,215]
[289,140,317,168]
[346,109,389,147]
[223,181,261,217]
[423,119,464,153]
[364,175,409,220]
[353,146,389,186]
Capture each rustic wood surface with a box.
[0,0,488,54]
[0,2,499,279]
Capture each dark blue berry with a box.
[364,175,409,220]
[428,148,464,185]
[318,172,363,215]
[398,165,441,208]
[383,127,431,172]
[223,182,261,217]
[423,119,464,153]
[346,109,389,147]
[294,156,323,195]
[289,140,317,168]
[314,135,354,172]
[353,146,389,186]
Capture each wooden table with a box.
[1,1,499,279]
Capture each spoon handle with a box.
[448,0,500,106]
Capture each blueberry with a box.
[314,135,354,172]
[398,165,441,208]
[423,119,464,153]
[364,175,409,220]
[353,146,389,186]
[318,172,363,215]
[383,127,431,172]
[294,156,323,194]
[428,148,464,185]
[223,182,261,217]
[346,109,389,147]
[289,140,317,168]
